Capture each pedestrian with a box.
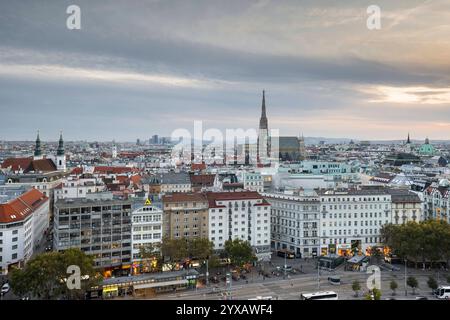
[291,282,293,287]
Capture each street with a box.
[150,259,448,300]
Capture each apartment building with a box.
[206,191,271,260]
[53,194,132,275]
[317,189,392,256]
[423,181,450,223]
[263,192,320,258]
[0,188,49,275]
[388,189,423,224]
[162,193,209,239]
[131,203,163,262]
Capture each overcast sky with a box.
[1,0,450,141]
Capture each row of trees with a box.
[381,220,450,268]
[352,275,450,299]
[9,238,257,299]
[10,248,101,300]
[138,237,256,272]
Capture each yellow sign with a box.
[103,286,118,293]
[145,198,152,205]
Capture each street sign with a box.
[145,198,152,205]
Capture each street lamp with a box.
[284,252,287,280]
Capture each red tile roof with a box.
[27,159,57,172]
[0,188,48,224]
[1,157,57,173]
[71,167,83,175]
[94,166,139,174]
[1,157,32,171]
[162,192,208,203]
[191,163,207,171]
[190,174,215,186]
[205,191,269,208]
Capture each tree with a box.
[138,243,161,273]
[187,238,213,260]
[10,248,101,300]
[160,237,188,263]
[352,280,361,297]
[427,276,438,294]
[365,288,382,300]
[390,280,398,296]
[407,276,418,295]
[224,239,256,267]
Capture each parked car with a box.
[1,283,10,294]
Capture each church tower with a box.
[112,140,118,159]
[56,131,66,171]
[34,130,43,160]
[257,90,269,163]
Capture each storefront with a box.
[90,269,199,299]
[337,244,352,257]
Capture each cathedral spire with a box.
[57,131,65,156]
[34,130,42,157]
[406,132,411,144]
[259,90,268,130]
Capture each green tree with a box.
[407,276,418,295]
[365,288,382,300]
[224,239,256,267]
[10,248,101,300]
[187,238,213,260]
[138,243,161,273]
[352,280,361,297]
[390,280,398,296]
[427,276,438,294]
[161,237,188,263]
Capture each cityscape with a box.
[1,0,450,305]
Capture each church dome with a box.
[419,138,436,156]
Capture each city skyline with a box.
[1,0,450,141]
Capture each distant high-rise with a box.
[151,135,159,145]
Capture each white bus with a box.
[300,291,338,300]
[435,286,450,299]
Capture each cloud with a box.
[361,85,450,104]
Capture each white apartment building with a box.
[318,189,391,256]
[388,189,423,224]
[263,192,320,258]
[0,188,49,275]
[131,204,163,263]
[238,171,264,193]
[423,181,450,223]
[206,191,271,261]
[54,176,106,201]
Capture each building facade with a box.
[388,189,423,224]
[131,204,163,262]
[263,192,320,258]
[0,189,49,274]
[53,195,132,275]
[162,193,209,240]
[318,189,392,256]
[206,191,271,260]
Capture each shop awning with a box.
[133,279,188,290]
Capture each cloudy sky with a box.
[1,0,450,141]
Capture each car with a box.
[1,283,10,294]
[45,246,52,252]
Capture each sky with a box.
[1,0,450,141]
